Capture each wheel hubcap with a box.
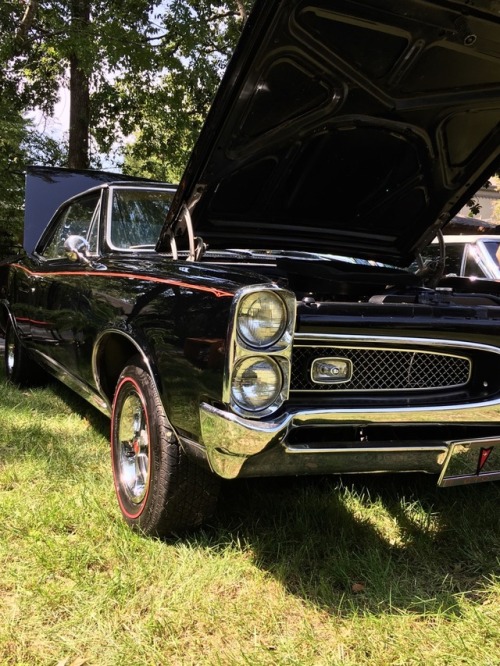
[6,333,15,374]
[117,390,150,505]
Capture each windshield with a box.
[109,188,173,250]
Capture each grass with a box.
[0,372,499,665]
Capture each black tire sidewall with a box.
[111,357,220,537]
[111,362,171,534]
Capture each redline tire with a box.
[111,357,220,537]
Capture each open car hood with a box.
[158,0,500,266]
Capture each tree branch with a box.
[16,0,38,42]
[235,1,247,22]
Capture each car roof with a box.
[24,166,174,254]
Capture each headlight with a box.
[231,356,282,411]
[237,291,287,348]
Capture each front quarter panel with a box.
[89,258,272,438]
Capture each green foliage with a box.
[0,1,251,254]
[116,1,254,180]
[0,112,69,255]
[0,0,165,169]
[0,110,26,252]
[0,1,160,113]
[0,1,251,179]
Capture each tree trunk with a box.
[68,0,90,169]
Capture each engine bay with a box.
[214,250,500,308]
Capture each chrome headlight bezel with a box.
[231,356,284,412]
[236,290,287,349]
[224,285,296,418]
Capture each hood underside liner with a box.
[159,0,500,266]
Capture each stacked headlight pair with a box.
[227,286,296,417]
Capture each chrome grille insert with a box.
[291,346,471,392]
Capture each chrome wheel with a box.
[116,388,150,506]
[5,329,15,376]
[111,358,220,537]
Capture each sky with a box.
[29,86,70,140]
[29,85,121,169]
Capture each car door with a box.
[27,190,104,384]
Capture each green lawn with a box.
[0,373,499,665]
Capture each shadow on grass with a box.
[2,372,499,618]
[49,379,110,438]
[0,371,110,473]
[204,473,500,617]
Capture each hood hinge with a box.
[170,204,206,261]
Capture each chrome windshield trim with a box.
[105,185,176,253]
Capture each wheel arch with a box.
[93,330,163,407]
[0,301,14,337]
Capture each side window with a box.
[42,192,101,260]
[442,244,465,275]
[483,241,500,267]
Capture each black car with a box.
[2,0,500,537]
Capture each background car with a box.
[425,235,500,281]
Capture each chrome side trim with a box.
[32,349,110,415]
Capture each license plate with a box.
[438,437,500,487]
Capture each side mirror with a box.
[64,235,90,265]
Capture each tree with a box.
[0,109,28,253]
[0,0,250,182]
[0,107,67,255]
[0,0,163,169]
[0,1,252,175]
[0,0,252,257]
[109,0,254,181]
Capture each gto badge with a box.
[311,357,352,384]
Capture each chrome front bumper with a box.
[199,401,500,483]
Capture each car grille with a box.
[290,345,471,392]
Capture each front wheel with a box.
[111,358,220,537]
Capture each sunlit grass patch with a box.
[0,372,499,665]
